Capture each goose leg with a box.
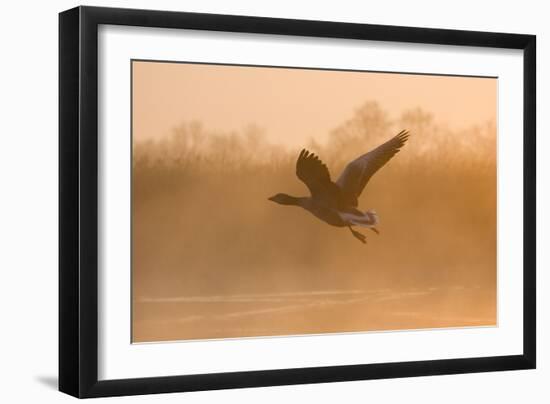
[348,226,366,244]
[370,227,380,235]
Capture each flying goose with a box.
[268,130,410,243]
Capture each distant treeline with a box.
[134,101,496,175]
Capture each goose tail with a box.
[365,209,379,226]
[340,209,379,227]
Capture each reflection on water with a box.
[133,285,496,342]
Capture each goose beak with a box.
[268,196,275,201]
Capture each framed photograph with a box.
[59,6,536,398]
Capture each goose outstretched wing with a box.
[296,149,340,203]
[336,130,410,207]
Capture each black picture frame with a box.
[59,5,536,398]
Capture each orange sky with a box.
[132,60,496,147]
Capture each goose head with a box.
[268,193,300,206]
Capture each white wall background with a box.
[0,1,546,402]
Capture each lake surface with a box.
[132,285,496,342]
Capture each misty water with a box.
[133,285,495,342]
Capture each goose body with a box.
[268,130,409,243]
